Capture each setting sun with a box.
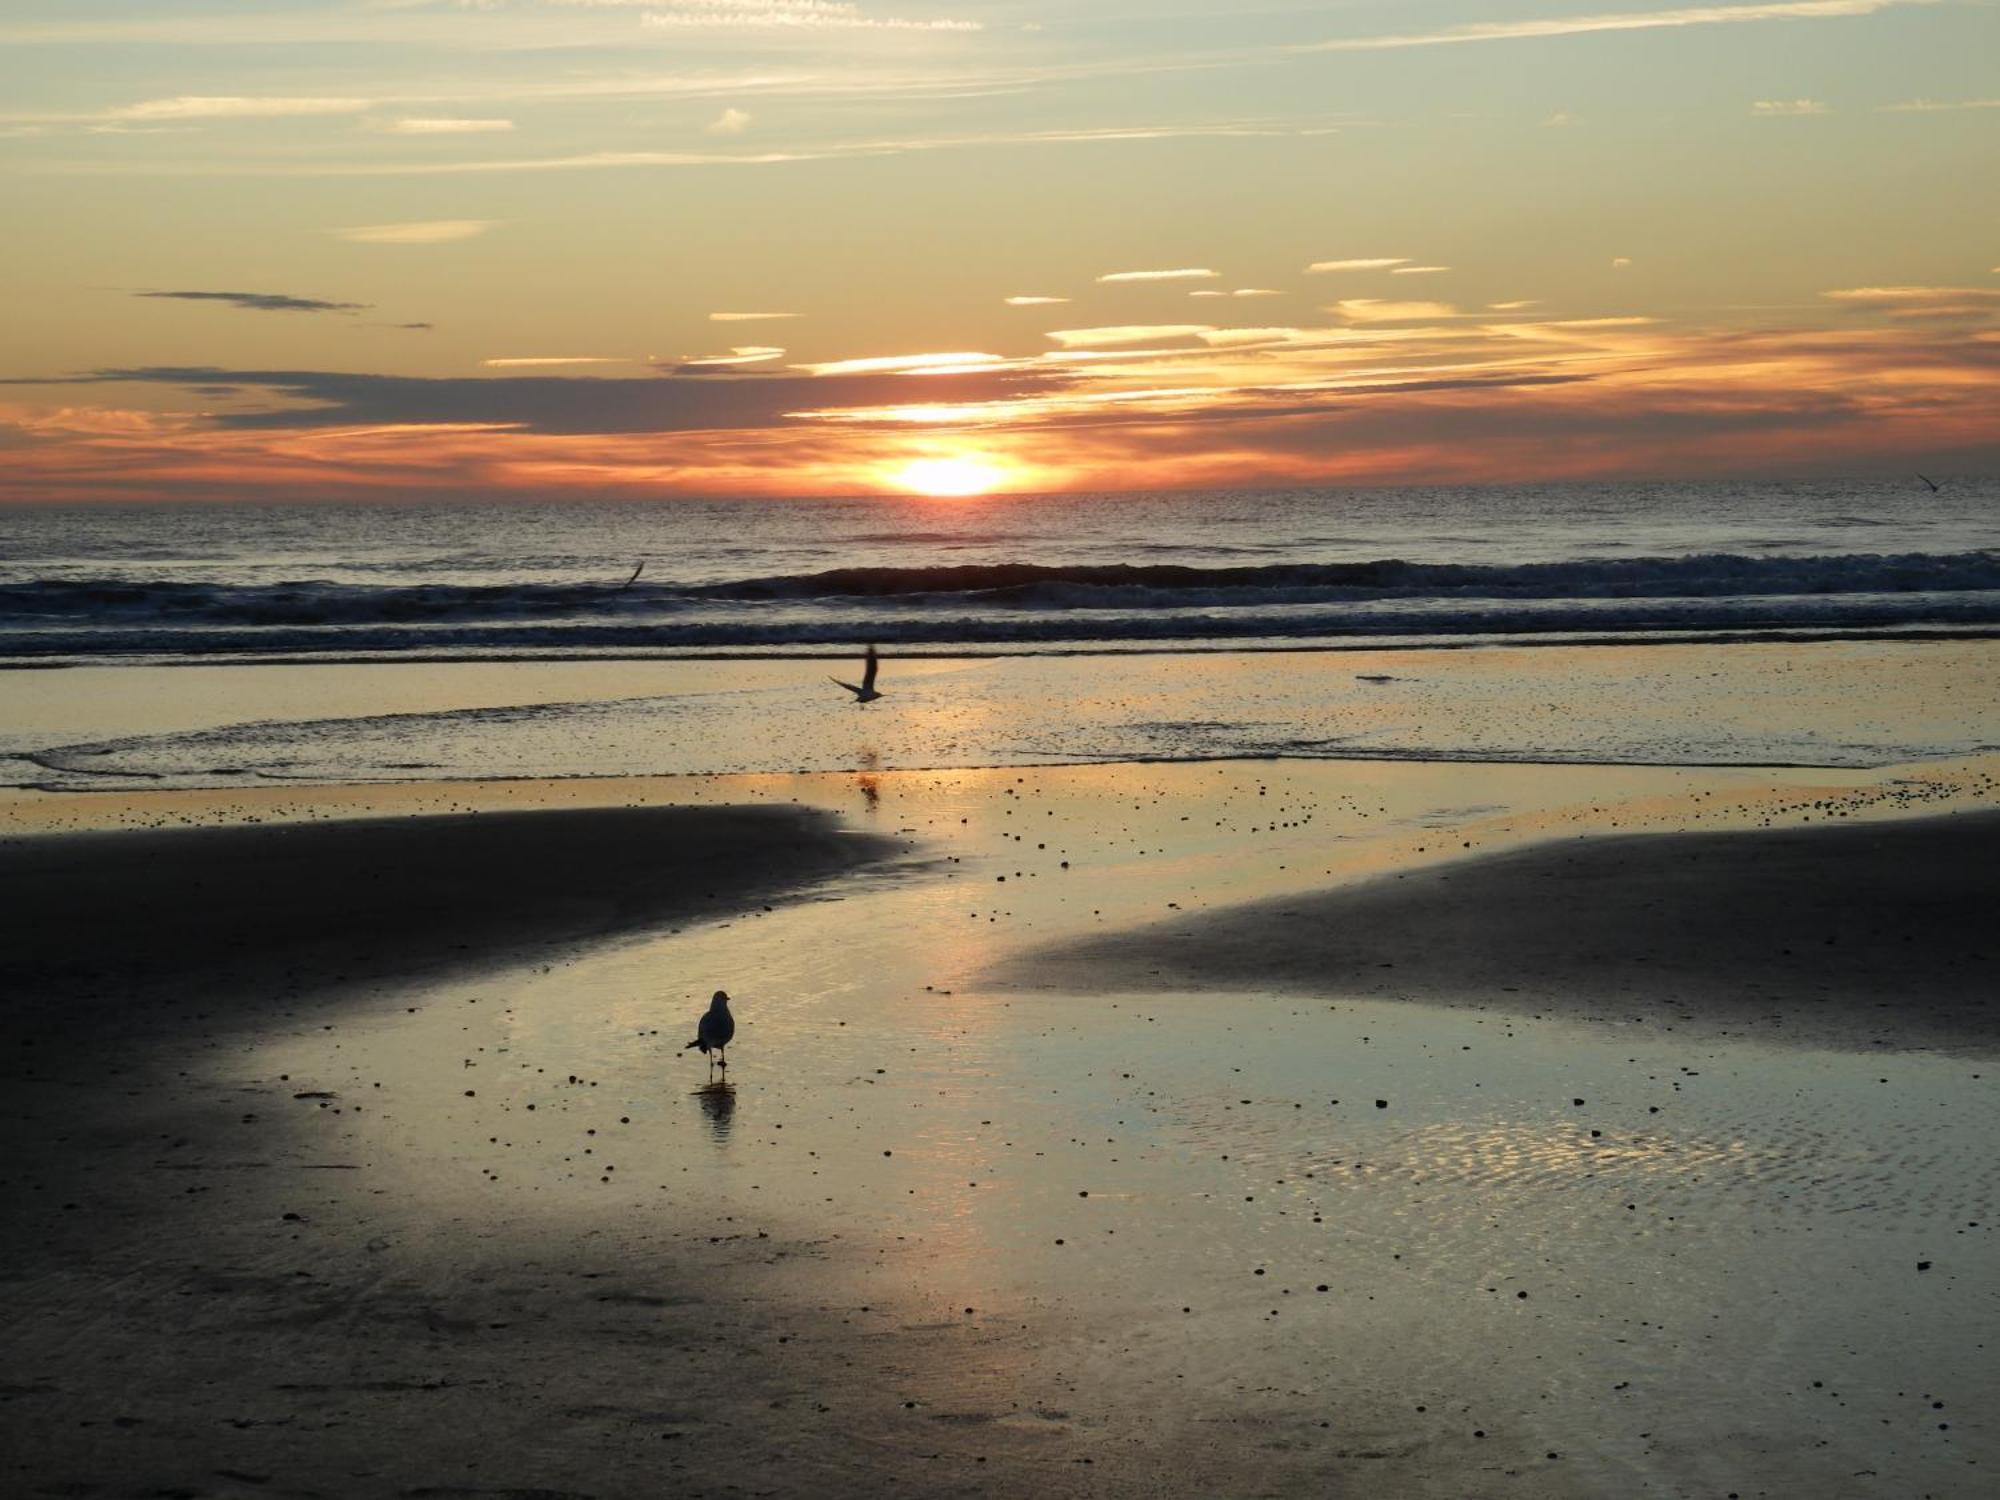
[888,456,1006,498]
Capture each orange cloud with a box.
[5,307,1995,502]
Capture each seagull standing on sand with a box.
[686,989,735,1076]
[831,644,884,704]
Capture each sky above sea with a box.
[1,1,1996,502]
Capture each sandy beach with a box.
[3,747,1996,1499]
[10,0,2000,1491]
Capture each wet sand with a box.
[1001,809,2000,1053]
[3,761,1996,1498]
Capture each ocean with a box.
[3,482,1996,790]
[2,481,1996,662]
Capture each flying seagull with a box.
[686,989,735,1077]
[619,561,645,589]
[1917,474,1941,493]
[831,644,883,704]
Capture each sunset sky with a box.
[2,0,1995,500]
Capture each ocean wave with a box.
[2,550,1996,658]
[5,551,1997,622]
[691,552,2000,603]
[2,592,1998,659]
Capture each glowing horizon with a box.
[1,0,1995,501]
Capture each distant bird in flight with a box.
[1917,474,1941,493]
[686,989,735,1076]
[831,644,884,704]
[619,561,645,589]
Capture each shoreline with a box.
[4,621,1998,671]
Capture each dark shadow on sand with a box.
[0,802,900,1072]
[997,809,2000,1052]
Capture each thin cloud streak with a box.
[482,357,632,368]
[1877,97,2000,111]
[1329,299,1461,322]
[674,346,788,371]
[1307,258,1409,272]
[799,352,1010,376]
[136,290,366,314]
[1296,1,1938,56]
[16,117,1347,178]
[1098,268,1220,283]
[379,118,516,135]
[115,95,371,122]
[336,219,501,245]
[1047,325,1216,348]
[638,1,983,33]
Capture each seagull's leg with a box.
[718,1046,727,1071]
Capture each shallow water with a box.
[5,638,1997,791]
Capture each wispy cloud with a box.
[704,107,753,136]
[1046,325,1215,349]
[1489,300,1539,310]
[1297,2,1937,56]
[336,219,500,245]
[1392,265,1452,275]
[111,95,370,122]
[1307,258,1408,273]
[1821,285,1996,302]
[482,357,632,368]
[800,352,1008,375]
[711,311,799,321]
[137,289,365,314]
[1751,99,1830,115]
[674,346,788,371]
[1328,299,1459,322]
[1005,296,1069,306]
[1191,288,1284,299]
[1876,97,2000,112]
[1097,268,1219,283]
[638,1,983,33]
[378,117,515,135]
[24,117,1339,179]
[1823,285,2000,319]
[1485,315,1663,341]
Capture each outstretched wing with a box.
[860,644,879,693]
[830,675,861,696]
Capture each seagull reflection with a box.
[693,1081,736,1141]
